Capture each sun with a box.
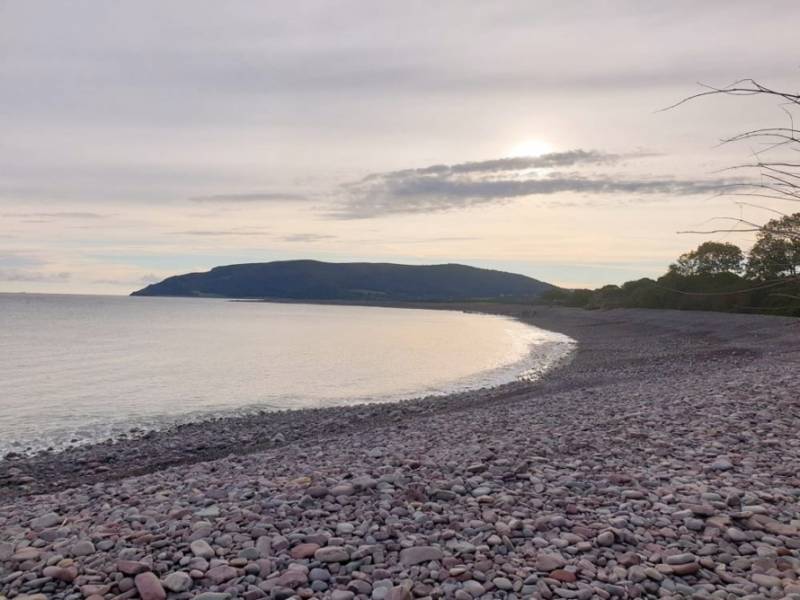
[507,139,553,158]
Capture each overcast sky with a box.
[2,1,799,293]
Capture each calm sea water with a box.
[0,294,573,454]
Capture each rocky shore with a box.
[2,306,800,600]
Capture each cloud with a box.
[0,253,46,268]
[365,150,622,180]
[173,228,269,236]
[3,211,110,219]
[333,149,729,218]
[395,235,480,243]
[0,269,70,282]
[0,253,71,283]
[281,233,336,243]
[190,192,310,203]
[92,273,161,285]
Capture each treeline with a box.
[540,213,800,316]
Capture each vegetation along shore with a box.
[543,212,800,316]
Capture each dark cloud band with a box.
[334,149,728,218]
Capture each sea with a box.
[0,294,573,455]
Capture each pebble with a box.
[492,576,513,590]
[595,531,614,546]
[399,546,443,566]
[751,573,782,588]
[665,553,696,565]
[163,571,193,592]
[134,572,166,600]
[536,554,566,571]
[190,539,215,559]
[10,548,40,562]
[290,542,320,559]
[29,512,60,530]
[314,546,350,563]
[71,540,95,556]
[205,565,237,584]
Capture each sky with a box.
[2,1,799,293]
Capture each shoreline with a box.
[0,303,796,500]
[0,302,576,499]
[0,301,573,461]
[2,306,800,599]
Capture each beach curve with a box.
[1,306,799,599]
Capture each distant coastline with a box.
[131,259,556,302]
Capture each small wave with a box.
[0,298,575,457]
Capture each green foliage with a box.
[746,214,800,280]
[669,241,745,276]
[539,287,592,307]
[540,234,800,316]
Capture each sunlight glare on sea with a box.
[0,294,573,454]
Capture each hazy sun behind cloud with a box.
[507,140,553,158]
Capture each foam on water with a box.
[0,294,574,455]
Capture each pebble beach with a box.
[2,306,800,600]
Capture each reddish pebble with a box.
[290,542,320,559]
[134,571,167,600]
[550,569,577,583]
[117,560,149,575]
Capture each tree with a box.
[667,79,800,212]
[666,80,800,313]
[669,241,745,276]
[746,213,800,280]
